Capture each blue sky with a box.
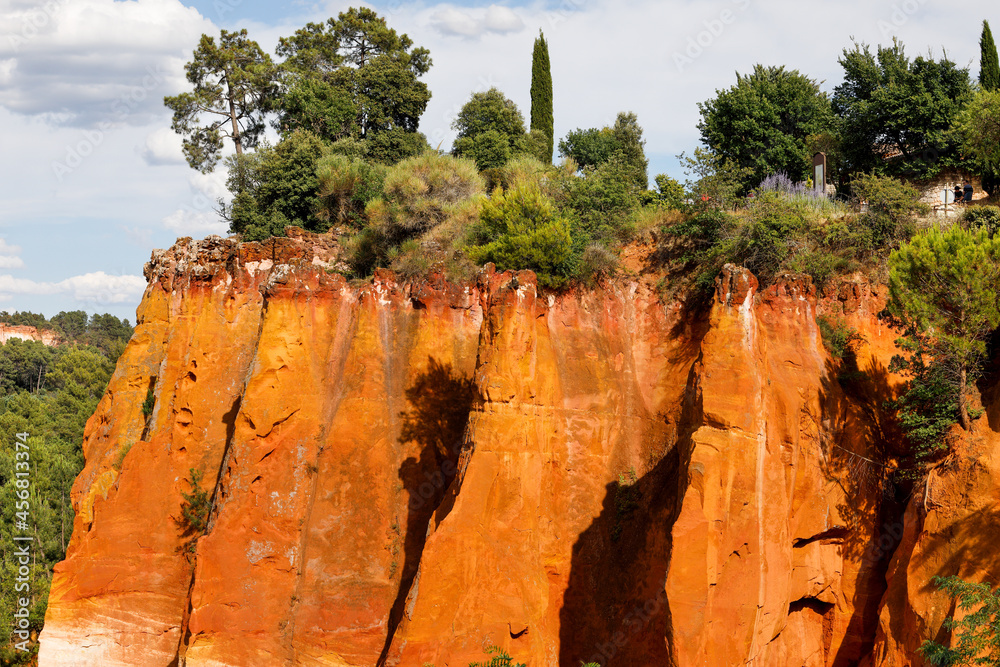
[0,0,995,322]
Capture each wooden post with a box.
[812,153,827,193]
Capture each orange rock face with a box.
[39,235,1000,666]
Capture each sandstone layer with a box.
[39,231,1000,666]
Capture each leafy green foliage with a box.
[468,646,526,667]
[981,20,1000,92]
[467,181,574,288]
[275,76,355,141]
[559,113,648,190]
[889,225,1000,432]
[953,89,1000,194]
[164,29,278,173]
[452,88,538,171]
[679,147,753,210]
[963,206,1000,237]
[653,174,685,209]
[348,153,483,275]
[275,8,431,139]
[848,173,927,257]
[698,64,835,190]
[919,576,1000,666]
[315,154,387,229]
[0,317,128,660]
[224,130,327,239]
[175,468,212,554]
[817,316,863,360]
[832,41,973,178]
[530,30,554,164]
[558,127,617,171]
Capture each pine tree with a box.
[982,20,1000,92]
[530,30,553,164]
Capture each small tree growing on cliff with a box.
[919,575,1000,666]
[888,226,1000,435]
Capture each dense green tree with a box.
[832,41,973,178]
[557,112,648,189]
[453,88,526,142]
[919,576,1000,666]
[953,89,1000,195]
[558,127,617,170]
[981,20,1000,92]
[451,88,533,170]
[698,64,834,190]
[223,130,328,240]
[467,180,574,287]
[275,8,432,139]
[888,225,1000,431]
[679,147,753,209]
[164,29,278,173]
[611,112,648,190]
[530,30,554,164]
[275,76,355,141]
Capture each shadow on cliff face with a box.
[377,357,475,666]
[818,351,911,666]
[558,362,703,667]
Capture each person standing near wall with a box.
[964,180,974,202]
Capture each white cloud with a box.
[139,127,186,165]
[0,239,24,269]
[0,272,146,304]
[430,4,524,38]
[0,0,213,127]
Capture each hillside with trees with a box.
[0,311,132,664]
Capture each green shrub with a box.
[919,575,1000,666]
[849,173,926,256]
[315,154,386,229]
[175,467,212,551]
[347,153,484,275]
[713,190,809,283]
[558,155,642,244]
[787,249,853,287]
[466,181,574,287]
[468,646,526,667]
[962,204,1000,236]
[225,129,328,238]
[816,315,863,360]
[142,385,155,418]
[654,173,685,209]
[578,243,619,283]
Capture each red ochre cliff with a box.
[37,230,1000,666]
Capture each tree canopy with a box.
[888,225,1000,431]
[697,64,834,190]
[275,8,432,139]
[451,88,542,171]
[832,41,972,178]
[164,29,278,173]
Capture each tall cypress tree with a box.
[530,30,553,164]
[981,20,1000,91]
